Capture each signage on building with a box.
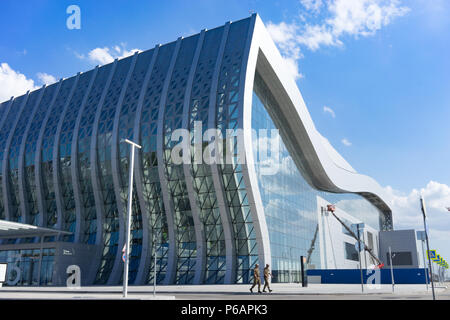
[63,249,74,256]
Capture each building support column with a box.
[207,22,237,284]
[18,87,46,225]
[52,73,80,233]
[182,30,207,285]
[3,92,30,222]
[133,45,160,285]
[35,81,63,227]
[71,67,99,243]
[88,60,118,284]
[109,52,139,285]
[157,38,182,285]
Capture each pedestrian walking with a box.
[249,264,262,293]
[263,264,273,293]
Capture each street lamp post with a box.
[354,223,364,293]
[420,196,436,300]
[153,232,157,297]
[389,246,395,293]
[416,231,429,290]
[121,139,142,299]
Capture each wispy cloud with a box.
[341,138,352,146]
[323,105,336,118]
[76,44,142,66]
[266,0,410,79]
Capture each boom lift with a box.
[325,204,384,269]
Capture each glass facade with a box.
[216,19,259,284]
[188,26,227,284]
[94,57,134,284]
[0,100,13,221]
[116,49,155,284]
[41,76,77,232]
[0,16,392,286]
[252,72,389,282]
[24,84,59,228]
[76,65,112,245]
[0,248,55,285]
[162,35,199,284]
[0,95,28,225]
[7,91,39,224]
[140,43,175,285]
[57,70,96,242]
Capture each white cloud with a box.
[266,21,304,80]
[297,24,338,51]
[88,47,115,65]
[341,138,352,146]
[327,0,410,38]
[78,44,142,66]
[385,181,450,229]
[0,63,38,102]
[323,105,336,118]
[282,56,304,80]
[267,0,409,79]
[384,181,450,258]
[37,72,57,85]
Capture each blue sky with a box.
[1,0,449,265]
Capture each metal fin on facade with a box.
[71,66,99,244]
[18,87,46,225]
[157,37,182,285]
[132,45,160,285]
[35,80,62,227]
[3,91,30,223]
[90,59,118,284]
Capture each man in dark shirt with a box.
[249,264,262,293]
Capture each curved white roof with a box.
[243,14,392,214]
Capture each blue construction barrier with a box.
[307,268,428,284]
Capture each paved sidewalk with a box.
[0,283,447,300]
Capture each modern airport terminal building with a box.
[0,15,427,287]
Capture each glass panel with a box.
[41,76,77,234]
[8,91,41,224]
[215,18,257,284]
[59,70,96,242]
[252,71,388,282]
[140,43,175,285]
[77,64,114,245]
[0,248,55,286]
[95,57,133,284]
[162,35,199,285]
[116,49,154,284]
[188,27,226,284]
[23,83,59,228]
[0,95,28,223]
